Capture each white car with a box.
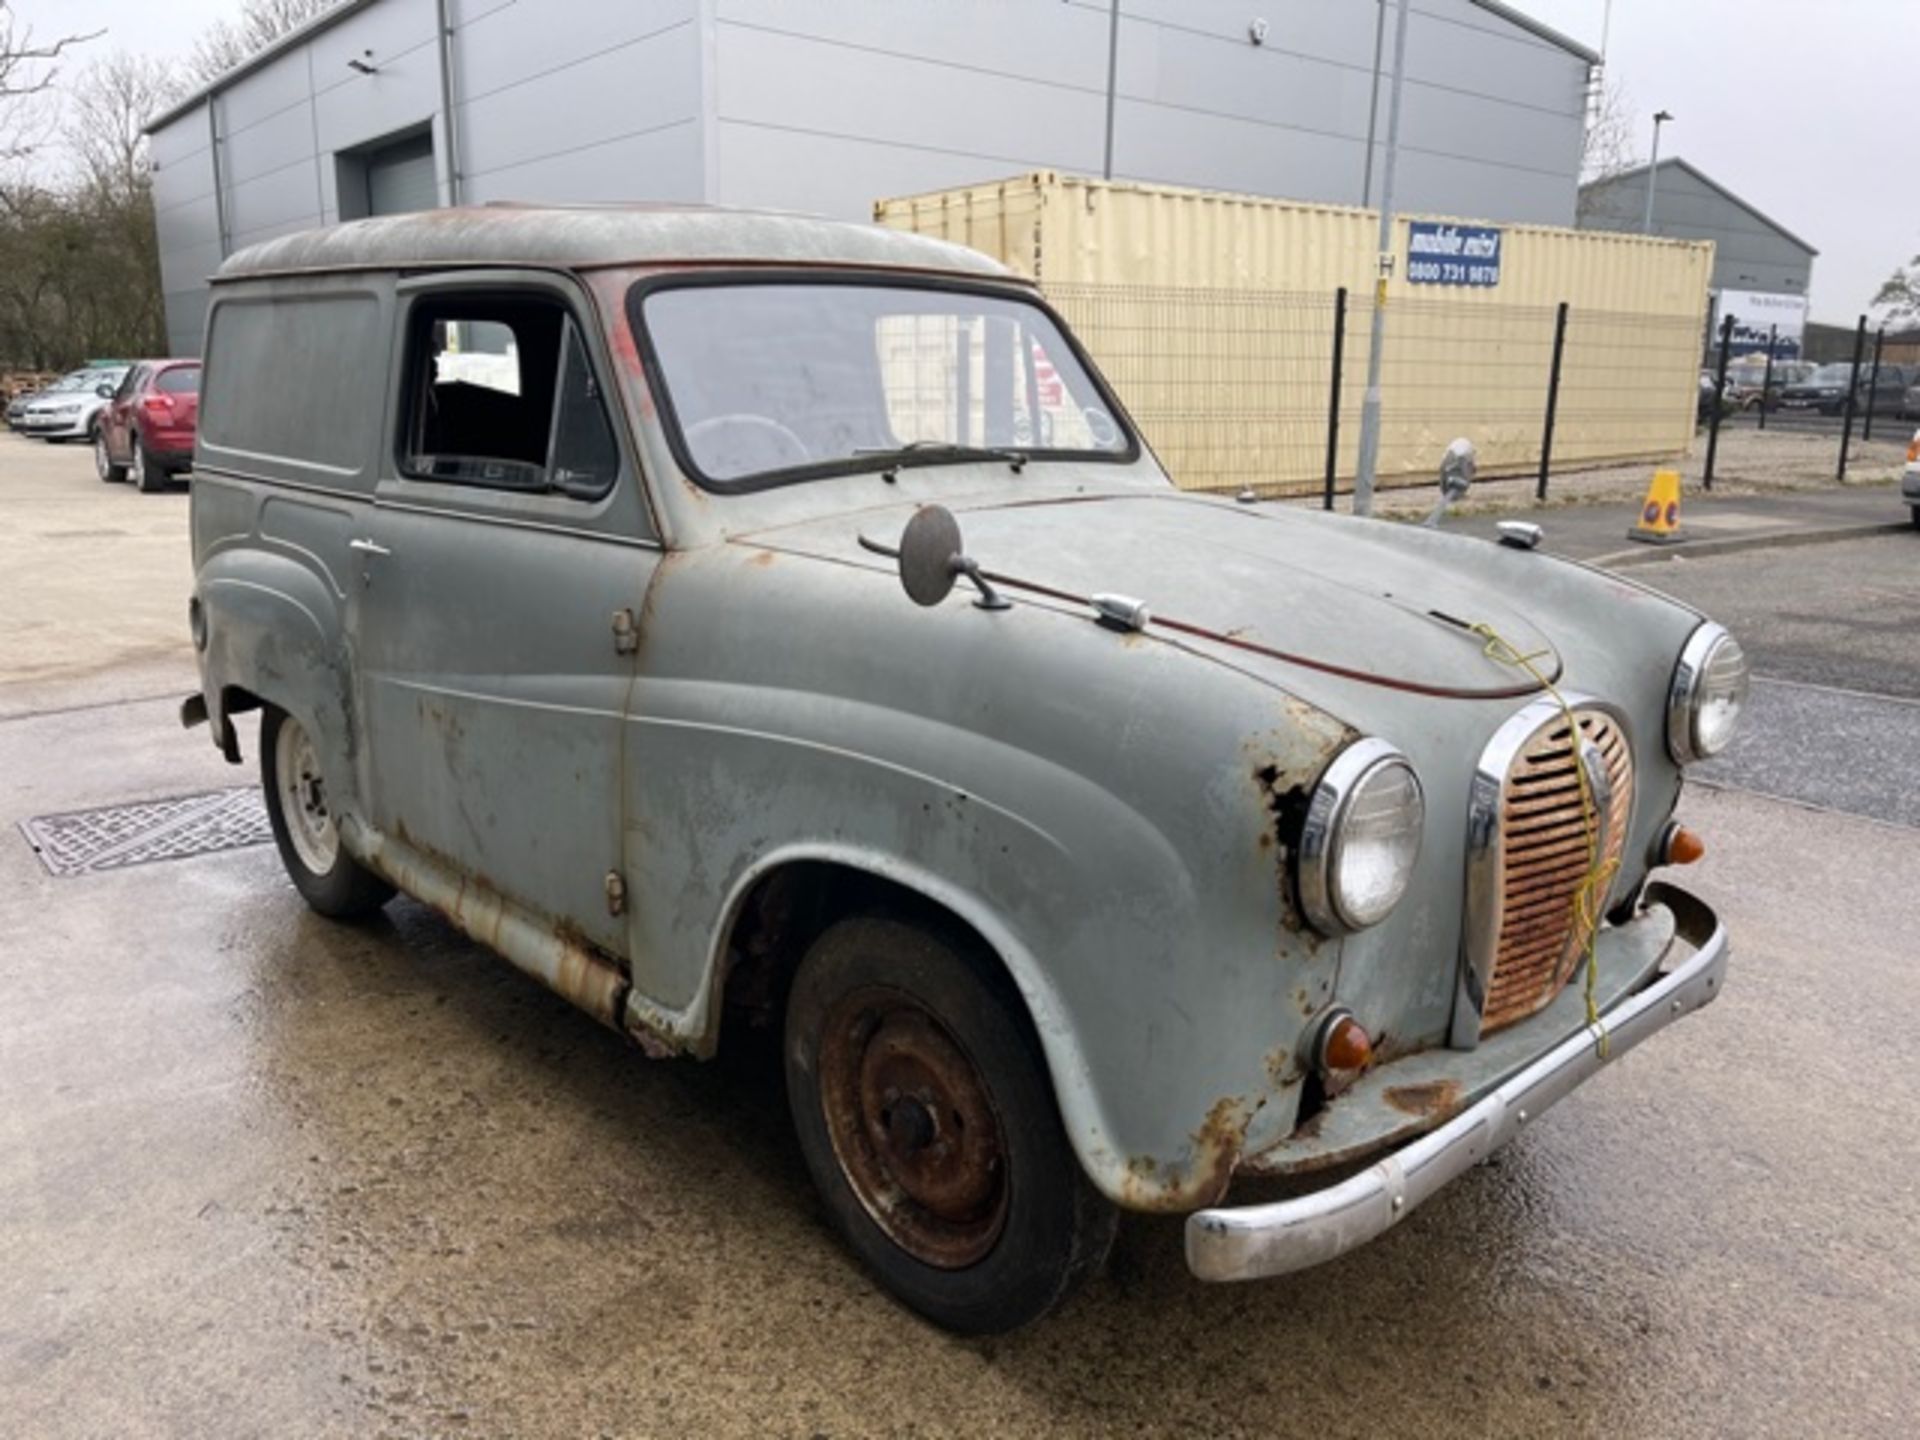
[17,367,128,442]
[1903,430,1920,528]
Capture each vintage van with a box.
[184,205,1739,1333]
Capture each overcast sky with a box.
[16,0,1916,322]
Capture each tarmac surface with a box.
[3,433,1918,1437]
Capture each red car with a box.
[94,359,201,492]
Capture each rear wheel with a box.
[135,434,167,493]
[94,430,126,483]
[260,706,393,920]
[784,915,1116,1334]
[1910,507,1919,531]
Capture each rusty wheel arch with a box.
[710,861,1037,1060]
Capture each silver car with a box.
[184,206,1742,1333]
[15,366,129,440]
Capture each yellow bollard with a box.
[1627,468,1685,545]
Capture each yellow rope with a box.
[1469,622,1620,1056]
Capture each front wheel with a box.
[1910,507,1920,531]
[260,706,393,920]
[784,916,1116,1334]
[94,431,126,482]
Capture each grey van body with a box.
[186,206,1731,1300]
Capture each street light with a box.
[1641,109,1673,233]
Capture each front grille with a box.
[1481,710,1633,1033]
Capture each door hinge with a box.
[611,607,639,655]
[604,869,627,917]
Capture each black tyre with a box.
[94,430,126,483]
[260,705,394,920]
[784,915,1116,1334]
[1910,507,1920,531]
[135,435,168,493]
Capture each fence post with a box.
[1536,301,1569,501]
[1838,315,1867,481]
[1864,326,1885,441]
[1323,286,1347,511]
[1704,313,1732,491]
[1758,323,1776,432]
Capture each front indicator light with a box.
[1659,823,1706,866]
[1319,1013,1374,1072]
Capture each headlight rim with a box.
[1667,622,1747,765]
[1297,737,1425,936]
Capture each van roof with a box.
[215,203,1012,284]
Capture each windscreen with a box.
[638,281,1131,488]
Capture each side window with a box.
[114,367,144,402]
[156,367,200,395]
[401,294,619,499]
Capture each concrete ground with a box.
[3,432,1918,1437]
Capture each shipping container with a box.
[876,172,1715,496]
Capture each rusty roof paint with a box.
[213,204,1013,284]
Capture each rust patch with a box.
[1383,1079,1464,1119]
[746,549,776,567]
[1115,1095,1259,1214]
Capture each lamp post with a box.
[1641,109,1673,233]
[1350,0,1411,516]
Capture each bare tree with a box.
[188,0,342,87]
[0,1,100,164]
[1873,249,1920,325]
[1581,75,1635,185]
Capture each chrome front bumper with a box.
[1185,883,1727,1282]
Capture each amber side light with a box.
[1908,433,1920,464]
[1664,825,1706,865]
[1321,1016,1374,1071]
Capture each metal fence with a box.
[1050,280,1702,503]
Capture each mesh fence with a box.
[1048,281,1702,500]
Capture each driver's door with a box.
[353,274,659,956]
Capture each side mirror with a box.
[96,383,115,398]
[1423,437,1477,528]
[861,504,1011,611]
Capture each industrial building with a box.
[1578,157,1817,300]
[145,0,1601,356]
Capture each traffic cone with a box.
[1627,469,1685,544]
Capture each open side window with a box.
[399,293,619,500]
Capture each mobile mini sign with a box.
[1406,222,1503,287]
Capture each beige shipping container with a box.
[876,172,1715,496]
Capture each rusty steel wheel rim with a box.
[817,986,1010,1270]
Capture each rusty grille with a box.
[1482,711,1633,1033]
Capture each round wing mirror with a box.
[96,383,115,399]
[898,505,964,607]
[1438,437,1477,503]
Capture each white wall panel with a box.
[460,20,699,182]
[464,121,703,205]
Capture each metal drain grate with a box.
[20,787,272,876]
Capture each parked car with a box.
[14,365,130,441]
[183,207,1739,1333]
[7,366,112,431]
[1900,382,1920,420]
[1697,369,1728,424]
[1778,361,1914,416]
[94,359,201,491]
[1724,358,1812,411]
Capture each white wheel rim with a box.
[95,436,109,478]
[274,715,339,875]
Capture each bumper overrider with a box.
[1185,882,1726,1282]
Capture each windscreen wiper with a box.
[852,441,1028,481]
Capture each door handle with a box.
[348,538,392,557]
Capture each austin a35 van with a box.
[183,206,1740,1333]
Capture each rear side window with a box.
[200,290,385,480]
[400,294,619,500]
[156,366,200,395]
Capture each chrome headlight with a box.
[1298,738,1424,934]
[1668,623,1749,763]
